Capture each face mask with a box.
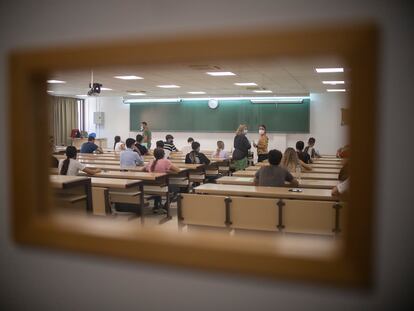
[259,129,265,135]
[244,129,248,134]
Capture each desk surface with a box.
[50,175,90,189]
[245,165,340,174]
[82,171,166,181]
[216,176,339,189]
[90,177,142,189]
[194,183,336,201]
[232,170,339,180]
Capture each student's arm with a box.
[201,153,210,165]
[184,154,191,164]
[244,136,251,150]
[82,167,102,175]
[169,164,181,173]
[286,171,299,187]
[135,153,144,166]
[95,146,103,154]
[299,159,312,171]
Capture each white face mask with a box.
[243,129,248,134]
[259,129,265,135]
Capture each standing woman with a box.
[253,124,269,162]
[232,124,251,171]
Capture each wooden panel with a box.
[92,187,109,216]
[181,194,227,227]
[230,197,278,231]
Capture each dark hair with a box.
[296,140,305,151]
[125,138,136,148]
[187,137,194,143]
[142,121,147,126]
[165,134,174,141]
[114,135,121,149]
[191,141,200,151]
[151,148,165,171]
[268,149,283,166]
[135,134,144,143]
[259,124,266,131]
[308,137,316,144]
[60,146,77,175]
[156,140,164,148]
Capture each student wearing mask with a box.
[232,124,251,170]
[185,141,210,165]
[80,136,103,154]
[120,138,144,168]
[181,137,194,155]
[253,124,269,162]
[211,141,229,159]
[296,140,311,164]
[254,149,298,187]
[145,148,180,213]
[281,147,312,173]
[164,134,178,153]
[114,135,125,152]
[140,121,152,149]
[59,146,101,176]
[135,134,149,155]
[304,137,321,159]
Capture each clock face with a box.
[208,99,219,109]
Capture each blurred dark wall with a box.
[0,1,413,310]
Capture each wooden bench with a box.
[233,170,339,180]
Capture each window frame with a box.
[9,23,377,287]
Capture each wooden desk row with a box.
[233,170,339,180]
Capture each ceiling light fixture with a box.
[234,82,257,86]
[315,68,344,73]
[206,72,236,76]
[47,80,66,84]
[114,75,144,80]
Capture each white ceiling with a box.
[48,56,347,98]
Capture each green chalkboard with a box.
[129,99,309,133]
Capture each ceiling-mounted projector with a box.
[87,82,102,96]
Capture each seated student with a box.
[145,148,180,213]
[185,141,210,165]
[336,144,350,158]
[135,134,149,155]
[120,138,144,168]
[254,149,299,187]
[332,178,349,197]
[59,146,101,176]
[156,140,169,158]
[281,147,312,173]
[211,141,229,159]
[80,136,103,154]
[181,137,194,155]
[114,135,125,152]
[164,134,178,153]
[296,140,311,164]
[304,137,321,159]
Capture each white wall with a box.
[86,93,347,155]
[1,1,413,310]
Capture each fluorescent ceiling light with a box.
[157,85,180,88]
[315,68,344,73]
[47,80,66,84]
[100,87,112,91]
[125,98,181,103]
[322,81,345,85]
[206,71,236,76]
[327,89,346,92]
[234,82,257,86]
[251,99,303,104]
[47,90,54,93]
[114,75,143,80]
[128,92,146,96]
[253,90,272,93]
[76,94,88,97]
[187,91,206,94]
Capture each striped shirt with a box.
[163,142,178,152]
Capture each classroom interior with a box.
[47,57,349,247]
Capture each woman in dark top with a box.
[185,142,210,165]
[232,124,251,170]
[135,134,149,155]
